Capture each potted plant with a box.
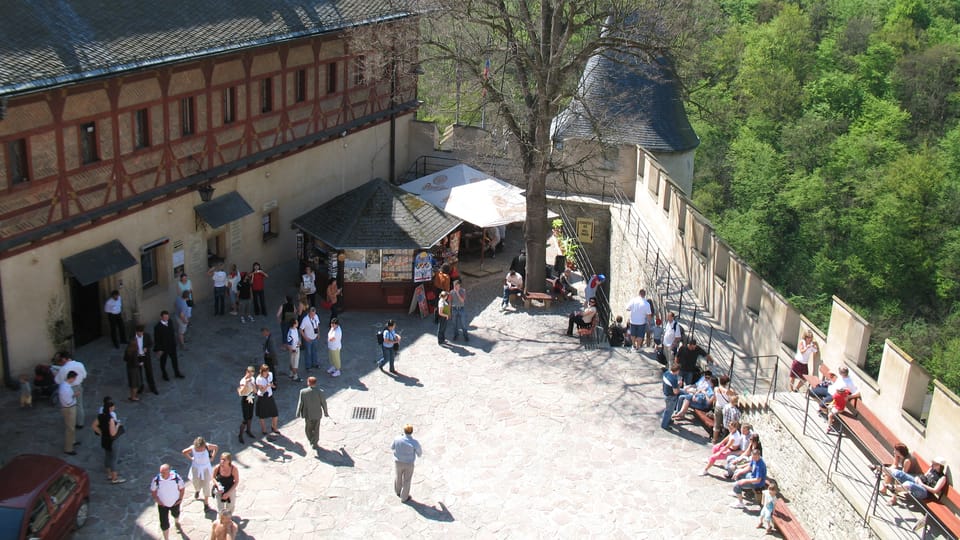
[561,237,579,270]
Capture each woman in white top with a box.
[255,364,279,435]
[301,265,317,307]
[182,436,219,511]
[702,421,748,475]
[789,330,819,392]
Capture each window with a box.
[207,232,226,266]
[327,61,338,94]
[223,87,236,124]
[353,55,366,87]
[262,209,278,241]
[80,122,98,164]
[260,78,273,113]
[599,145,619,170]
[180,97,195,136]
[141,249,158,289]
[46,474,78,512]
[134,108,150,149]
[27,499,50,536]
[295,70,307,102]
[7,138,28,184]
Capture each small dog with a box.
[19,375,32,408]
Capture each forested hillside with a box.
[682,0,960,389]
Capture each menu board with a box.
[380,250,413,282]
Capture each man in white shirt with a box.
[300,307,321,370]
[150,463,185,539]
[625,289,653,352]
[58,371,79,455]
[207,263,228,316]
[285,318,302,382]
[104,290,127,349]
[55,353,87,428]
[661,311,682,364]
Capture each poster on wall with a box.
[413,250,433,283]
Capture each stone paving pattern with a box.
[2,255,840,539]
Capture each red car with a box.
[0,455,90,540]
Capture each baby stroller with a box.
[33,364,57,405]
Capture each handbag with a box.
[115,424,126,438]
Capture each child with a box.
[758,481,778,533]
[652,317,664,348]
[19,374,32,407]
[826,387,850,434]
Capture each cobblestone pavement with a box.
[4,259,770,539]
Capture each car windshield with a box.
[0,506,25,540]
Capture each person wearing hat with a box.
[390,424,423,502]
[886,457,948,506]
[584,273,605,303]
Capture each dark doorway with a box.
[70,278,101,346]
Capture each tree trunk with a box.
[524,167,550,293]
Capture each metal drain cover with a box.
[351,406,377,420]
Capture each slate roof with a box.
[0,0,414,97]
[291,178,462,250]
[552,52,699,153]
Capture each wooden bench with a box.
[524,292,553,308]
[773,498,812,540]
[576,315,600,346]
[904,454,960,538]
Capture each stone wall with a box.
[608,149,960,471]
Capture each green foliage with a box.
[687,0,960,393]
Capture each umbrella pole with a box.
[480,234,485,270]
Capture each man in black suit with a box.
[131,324,158,396]
[153,311,184,380]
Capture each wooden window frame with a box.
[327,61,338,95]
[223,86,236,124]
[7,138,29,185]
[295,69,307,103]
[80,121,99,164]
[180,96,196,136]
[134,108,150,149]
[260,78,273,113]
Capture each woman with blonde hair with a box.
[182,436,219,511]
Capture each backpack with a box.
[376,329,384,346]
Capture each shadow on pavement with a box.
[403,498,455,522]
[315,446,354,467]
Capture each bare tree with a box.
[420,0,709,287]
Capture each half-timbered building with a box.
[0,1,420,381]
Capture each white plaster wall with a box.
[1,120,401,378]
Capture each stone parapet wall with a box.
[610,149,960,470]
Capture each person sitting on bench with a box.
[673,373,716,420]
[566,298,597,336]
[730,448,767,509]
[886,457,948,507]
[501,270,524,309]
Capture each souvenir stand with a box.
[291,178,462,310]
